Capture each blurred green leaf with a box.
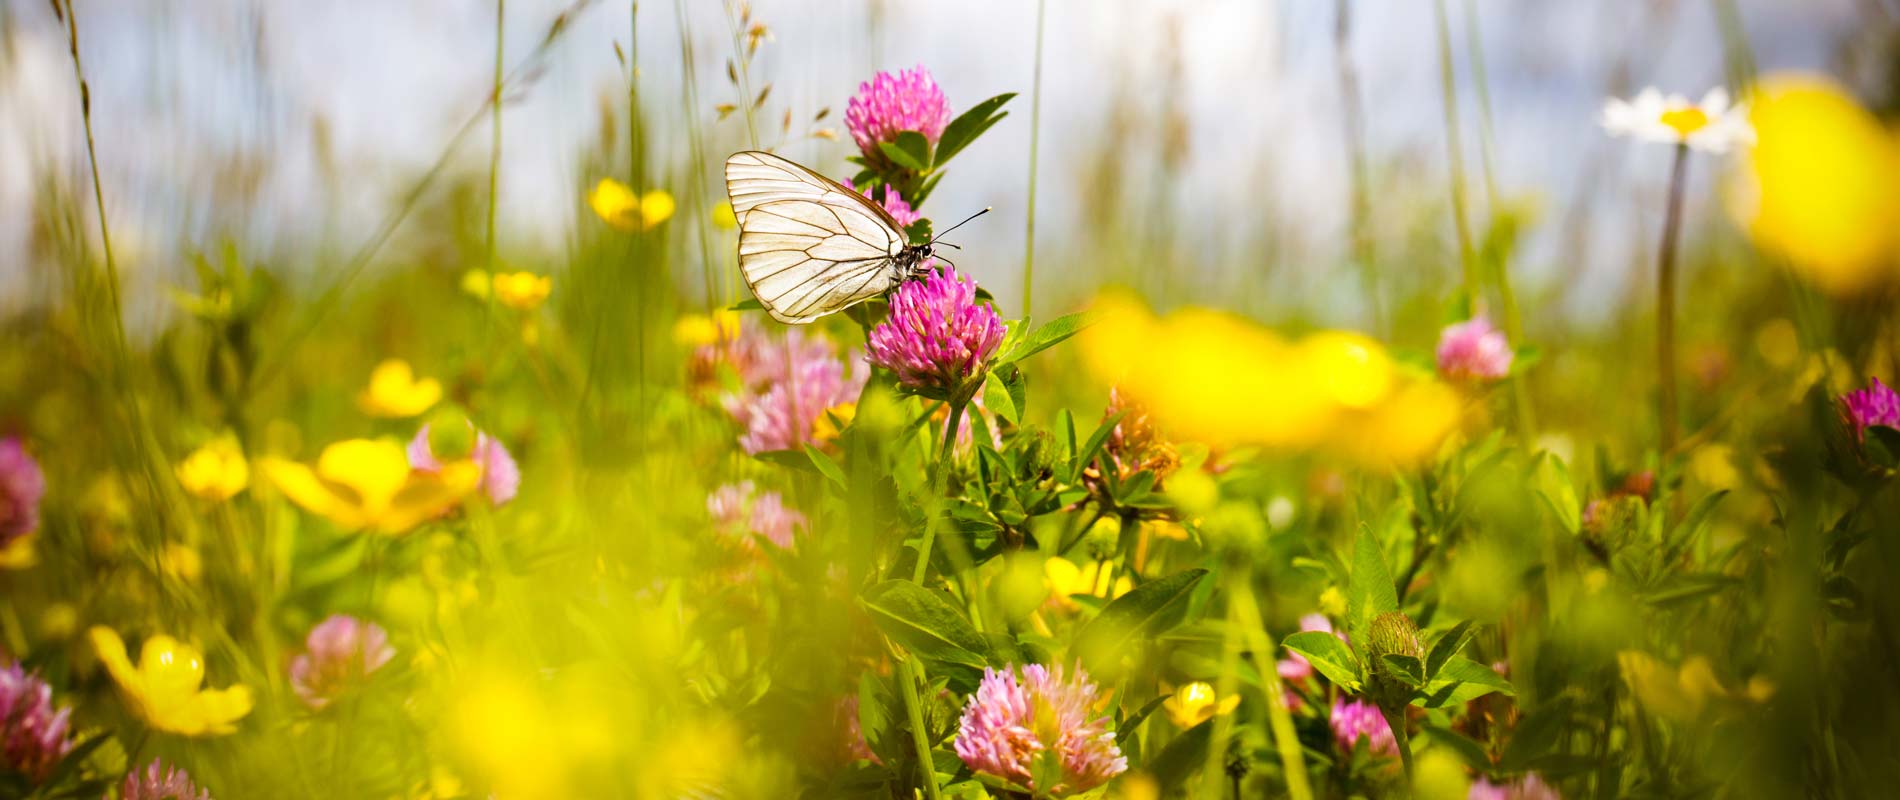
[1071,410,1126,484]
[1420,724,1491,770]
[984,367,1021,426]
[1382,654,1425,689]
[805,444,847,489]
[1421,656,1514,708]
[934,92,1016,169]
[1146,719,1212,792]
[1073,568,1210,675]
[1535,453,1581,535]
[1283,631,1363,690]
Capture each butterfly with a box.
[724,150,986,324]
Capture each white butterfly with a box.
[724,150,982,324]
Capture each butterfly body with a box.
[724,150,933,324]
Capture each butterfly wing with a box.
[725,150,907,324]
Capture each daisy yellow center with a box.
[1659,107,1710,137]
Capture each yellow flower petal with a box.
[639,190,675,229]
[176,434,249,502]
[260,457,353,527]
[711,201,737,230]
[589,178,639,230]
[492,272,553,311]
[374,460,482,535]
[90,626,142,694]
[358,359,442,418]
[317,439,413,520]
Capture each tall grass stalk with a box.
[674,0,721,308]
[1432,0,1479,311]
[1022,0,1046,318]
[1334,0,1380,333]
[1231,567,1316,800]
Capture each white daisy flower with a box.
[1601,87,1755,154]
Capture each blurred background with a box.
[3,0,1894,332]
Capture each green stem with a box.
[910,401,967,585]
[899,656,946,800]
[1231,566,1316,800]
[1334,0,1380,335]
[1432,0,1478,311]
[487,0,505,277]
[1657,143,1688,454]
[1381,705,1417,791]
[673,0,720,308]
[1021,0,1046,318]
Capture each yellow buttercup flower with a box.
[493,272,553,311]
[811,402,857,446]
[90,627,253,736]
[358,359,442,418]
[175,434,248,502]
[0,530,36,570]
[1617,651,1775,723]
[1727,74,1900,295]
[259,438,480,535]
[589,178,675,231]
[711,200,737,230]
[1163,681,1240,729]
[672,311,742,347]
[461,269,492,299]
[1044,557,1132,612]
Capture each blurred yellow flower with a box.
[1728,74,1900,295]
[1318,586,1348,617]
[711,200,738,230]
[811,402,857,446]
[0,530,36,570]
[175,434,248,502]
[1618,651,1774,723]
[589,178,674,231]
[1689,444,1741,491]
[1082,292,1457,466]
[357,359,442,418]
[493,271,553,311]
[673,310,742,347]
[460,269,491,299]
[1162,681,1239,728]
[1044,557,1131,611]
[1754,318,1800,368]
[260,439,479,534]
[90,626,253,736]
[161,543,203,583]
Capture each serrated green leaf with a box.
[984,368,1020,425]
[1347,526,1400,646]
[996,311,1096,366]
[1425,619,1475,680]
[860,580,991,666]
[1282,631,1363,690]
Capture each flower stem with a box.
[1657,143,1689,454]
[899,656,946,800]
[1021,0,1046,318]
[910,401,967,585]
[1380,705,1416,791]
[1432,0,1479,312]
[1334,0,1381,335]
[1230,567,1316,800]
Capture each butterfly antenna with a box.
[936,242,963,250]
[930,206,991,245]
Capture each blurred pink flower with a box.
[1841,377,1900,441]
[954,663,1127,796]
[120,760,211,800]
[0,437,45,547]
[288,615,395,710]
[1470,773,1561,800]
[1436,317,1514,382]
[407,424,519,506]
[708,481,806,551]
[865,266,1005,398]
[0,662,74,784]
[719,331,865,454]
[844,65,951,158]
[1329,696,1397,757]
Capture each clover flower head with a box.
[865,266,1005,399]
[120,760,212,800]
[1841,377,1900,441]
[954,663,1127,796]
[844,65,951,157]
[1601,87,1754,154]
[408,424,520,506]
[1329,696,1398,757]
[0,437,44,548]
[0,662,75,784]
[289,615,396,710]
[1436,317,1514,382]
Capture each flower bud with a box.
[1364,611,1424,715]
